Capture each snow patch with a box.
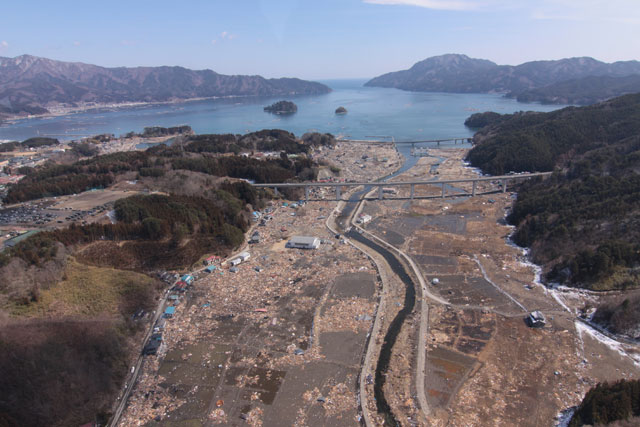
[106,209,117,224]
[575,320,640,366]
[555,407,576,427]
[461,160,487,177]
[550,290,572,313]
[518,256,544,287]
[505,228,578,317]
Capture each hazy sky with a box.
[1,0,639,79]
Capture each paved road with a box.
[327,197,380,426]
[109,289,170,427]
[108,225,260,426]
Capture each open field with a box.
[99,135,177,154]
[357,148,640,426]
[7,258,160,318]
[50,189,138,211]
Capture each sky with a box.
[1,0,639,79]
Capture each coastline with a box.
[1,87,332,124]
[0,95,243,124]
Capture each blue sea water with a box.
[0,79,565,143]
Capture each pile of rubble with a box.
[119,194,381,424]
[314,141,402,182]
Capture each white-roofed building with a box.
[286,236,320,250]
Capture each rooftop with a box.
[287,236,320,245]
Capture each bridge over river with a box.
[252,172,552,201]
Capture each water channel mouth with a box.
[347,229,417,427]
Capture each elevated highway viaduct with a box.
[252,172,553,201]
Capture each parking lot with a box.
[0,190,140,243]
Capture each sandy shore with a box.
[0,96,238,124]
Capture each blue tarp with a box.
[164,306,176,315]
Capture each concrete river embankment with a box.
[347,229,417,426]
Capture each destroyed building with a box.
[526,310,546,328]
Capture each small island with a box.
[335,106,347,115]
[264,100,298,115]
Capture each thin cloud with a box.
[363,0,479,11]
[121,40,136,46]
[529,0,640,24]
[0,40,8,52]
[364,0,640,22]
[73,41,81,46]
[211,31,237,45]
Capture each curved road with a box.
[337,188,441,425]
[347,228,416,426]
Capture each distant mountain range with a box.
[0,55,331,119]
[365,54,640,104]
[514,74,640,105]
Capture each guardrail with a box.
[252,172,553,201]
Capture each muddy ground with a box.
[118,142,400,426]
[359,148,640,426]
[120,206,377,427]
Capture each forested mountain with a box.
[514,74,640,105]
[366,54,640,104]
[569,380,640,426]
[465,94,640,290]
[0,189,253,427]
[4,130,330,204]
[366,54,499,93]
[0,55,331,118]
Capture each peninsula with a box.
[0,55,330,120]
[366,54,640,105]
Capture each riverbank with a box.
[116,141,398,426]
[355,147,640,426]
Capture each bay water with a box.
[0,79,564,145]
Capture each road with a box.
[327,197,381,426]
[108,231,258,426]
[329,181,436,426]
[350,186,448,422]
[108,287,170,427]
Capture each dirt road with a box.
[355,148,640,426]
